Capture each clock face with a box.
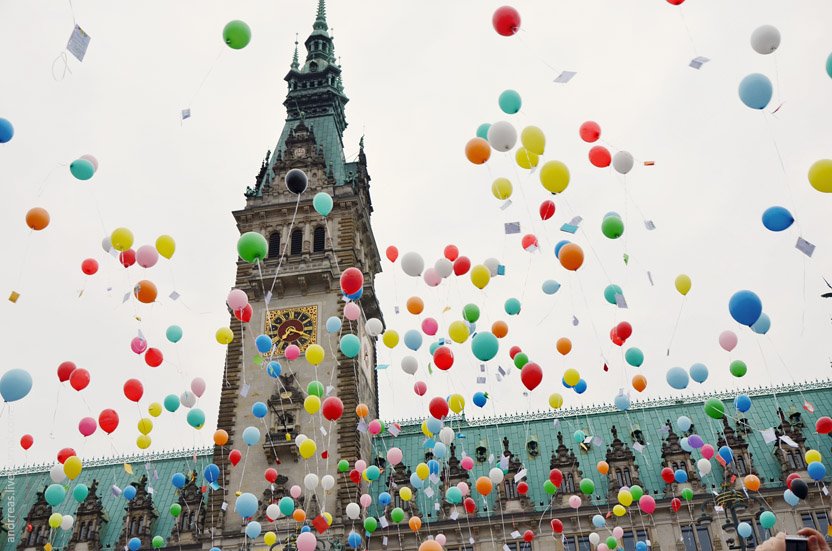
[293,147,306,158]
[265,306,318,355]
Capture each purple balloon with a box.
[687,434,704,449]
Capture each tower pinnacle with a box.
[314,0,327,31]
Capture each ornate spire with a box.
[290,34,299,70]
[314,0,327,31]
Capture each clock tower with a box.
[206,1,384,547]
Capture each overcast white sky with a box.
[1,1,832,467]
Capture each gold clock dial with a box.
[265,306,318,355]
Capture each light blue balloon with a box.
[718,445,734,465]
[426,416,443,435]
[729,290,763,327]
[123,485,137,500]
[762,206,794,232]
[0,369,33,402]
[211,547,222,551]
[129,537,142,551]
[433,442,447,459]
[348,531,362,549]
[592,514,606,528]
[235,493,258,518]
[403,330,423,351]
[614,393,631,411]
[505,298,521,315]
[808,461,827,481]
[739,73,773,110]
[498,89,522,114]
[410,472,424,489]
[677,415,692,432]
[0,118,14,143]
[476,123,491,140]
[252,402,267,418]
[636,542,648,551]
[471,331,499,361]
[735,394,752,412]
[187,408,206,429]
[70,159,95,180]
[784,489,799,507]
[689,363,709,383]
[326,316,342,334]
[680,437,693,453]
[751,313,771,335]
[574,379,587,394]
[542,280,561,295]
[255,334,273,354]
[242,426,261,446]
[166,325,183,343]
[172,472,186,488]
[737,522,753,539]
[313,192,333,217]
[164,394,180,412]
[378,492,391,506]
[666,367,689,390]
[245,520,262,539]
[45,484,66,506]
[446,487,463,504]
[340,334,361,358]
[278,496,295,516]
[266,361,282,378]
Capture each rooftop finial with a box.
[291,33,299,69]
[314,0,328,31]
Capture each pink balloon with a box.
[290,485,302,499]
[638,494,656,514]
[78,416,97,437]
[344,302,360,321]
[355,460,367,473]
[457,482,470,496]
[284,344,300,361]
[568,495,582,509]
[387,447,403,465]
[598,544,610,551]
[130,337,147,354]
[414,381,427,396]
[296,532,317,551]
[136,245,159,268]
[461,456,474,470]
[191,377,206,398]
[368,419,382,435]
[227,289,248,311]
[613,527,624,539]
[360,493,372,508]
[421,317,438,336]
[719,330,738,352]
[701,444,715,459]
[436,534,447,546]
[423,267,441,287]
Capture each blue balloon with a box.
[433,442,447,459]
[0,118,14,143]
[326,316,342,333]
[235,493,258,519]
[252,402,267,418]
[666,367,689,390]
[426,416,443,435]
[266,361,282,378]
[808,461,827,481]
[473,391,488,407]
[300,526,311,533]
[574,379,587,394]
[555,240,571,258]
[677,416,692,432]
[718,445,734,465]
[762,206,794,232]
[211,547,222,551]
[340,334,361,358]
[784,489,799,507]
[378,492,392,506]
[729,290,763,327]
[129,537,142,551]
[592,514,606,528]
[680,437,693,453]
[348,531,362,549]
[636,542,648,551]
[404,330,423,351]
[204,463,220,483]
[735,394,752,412]
[751,313,771,335]
[562,377,573,389]
[689,363,709,383]
[737,522,753,539]
[428,459,440,475]
[0,369,33,402]
[242,426,261,446]
[345,288,363,301]
[255,334,273,354]
[172,472,186,488]
[123,485,137,500]
[166,325,183,343]
[614,393,631,411]
[410,472,424,489]
[245,520,262,539]
[674,469,688,483]
[542,280,561,295]
[739,73,773,110]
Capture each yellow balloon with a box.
[155,234,176,259]
[805,449,822,464]
[304,395,321,415]
[809,159,832,193]
[305,343,325,365]
[399,487,413,501]
[137,418,154,435]
[415,462,429,480]
[216,327,233,345]
[63,456,82,480]
[264,532,277,546]
[49,513,63,529]
[539,160,570,194]
[448,321,470,344]
[521,126,546,155]
[549,393,564,409]
[362,470,369,482]
[613,504,627,517]
[137,434,151,449]
[470,265,491,290]
[299,438,317,459]
[618,489,633,507]
[564,368,580,387]
[491,177,513,200]
[515,147,539,169]
[448,393,465,414]
[110,227,134,252]
[45,544,53,551]
[148,402,162,417]
[324,512,333,525]
[382,330,399,349]
[421,420,432,437]
[675,274,692,296]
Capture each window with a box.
[503,479,519,499]
[682,525,712,551]
[504,543,532,551]
[313,226,325,252]
[616,468,624,487]
[736,456,748,476]
[80,521,88,540]
[802,512,832,542]
[755,517,770,543]
[563,472,576,493]
[786,450,806,470]
[803,514,816,529]
[623,467,633,486]
[290,229,303,255]
[268,232,281,258]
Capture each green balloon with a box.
[543,480,557,495]
[498,89,522,115]
[471,332,499,362]
[504,297,522,315]
[307,380,324,398]
[363,516,378,533]
[579,478,595,495]
[390,507,405,523]
[223,20,252,50]
[513,352,529,369]
[338,459,350,473]
[463,303,481,323]
[681,488,694,501]
[152,536,165,549]
[625,347,644,367]
[629,485,644,501]
[607,536,618,549]
[476,123,491,140]
[70,159,95,180]
[602,216,624,239]
[45,483,66,507]
[164,394,180,413]
[187,408,205,429]
[704,398,725,419]
[237,232,268,263]
[73,484,89,503]
[604,284,623,305]
[313,192,333,217]
[170,503,182,517]
[730,360,747,378]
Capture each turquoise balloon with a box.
[166,325,183,343]
[498,89,522,114]
[604,284,623,305]
[429,341,441,355]
[760,510,776,529]
[573,430,586,444]
[73,483,89,503]
[70,159,95,180]
[187,408,206,428]
[476,123,491,139]
[446,486,463,504]
[278,496,295,516]
[827,52,832,79]
[45,483,66,506]
[624,347,644,367]
[164,394,180,412]
[738,73,773,110]
[403,329,423,351]
[339,334,361,358]
[504,298,521,315]
[471,331,499,361]
[366,465,381,481]
[313,192,333,217]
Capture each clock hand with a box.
[281,327,304,340]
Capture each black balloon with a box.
[285,169,308,194]
[791,478,809,500]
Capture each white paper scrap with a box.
[796,237,816,257]
[450,511,459,520]
[181,108,191,120]
[689,56,710,70]
[239,383,250,397]
[500,200,513,211]
[644,220,656,230]
[554,71,577,84]
[67,25,91,62]
[761,428,777,444]
[511,531,522,539]
[779,434,799,448]
[615,293,628,309]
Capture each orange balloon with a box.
[419,542,443,551]
[491,320,509,339]
[475,476,493,496]
[25,207,50,231]
[406,296,424,315]
[134,280,158,304]
[744,474,761,492]
[559,243,584,271]
[292,509,306,522]
[213,429,229,446]
[355,403,369,418]
[408,516,422,532]
[597,460,609,475]
[556,337,572,356]
[632,374,647,393]
[465,138,491,165]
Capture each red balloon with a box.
[321,396,344,421]
[816,417,832,435]
[610,327,624,347]
[549,468,563,487]
[661,467,675,484]
[579,121,601,143]
[588,145,611,168]
[464,497,477,514]
[385,246,398,263]
[119,249,136,268]
[429,397,450,419]
[786,472,801,489]
[145,347,163,368]
[523,530,535,543]
[69,368,91,391]
[20,434,33,450]
[57,361,77,382]
[551,519,564,534]
[453,256,471,276]
[517,481,529,495]
[670,497,682,512]
[123,379,144,402]
[616,321,633,340]
[57,448,76,464]
[234,304,253,323]
[521,234,539,251]
[413,381,427,396]
[98,409,119,434]
[492,5,521,36]
[229,449,242,466]
[509,346,522,359]
[667,0,685,4]
[433,346,454,371]
[340,267,364,295]
[520,362,542,391]
[539,200,556,221]
[264,468,278,483]
[349,469,361,484]
[81,258,99,275]
[444,245,459,261]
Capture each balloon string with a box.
[665,298,686,357]
[187,47,224,108]
[676,9,698,57]
[267,194,302,300]
[52,51,73,81]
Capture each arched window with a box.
[616,468,624,487]
[563,472,575,493]
[130,518,138,535]
[268,232,281,259]
[623,467,633,486]
[291,229,303,255]
[313,226,326,252]
[503,479,519,499]
[80,521,88,540]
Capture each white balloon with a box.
[401,252,425,277]
[489,467,504,484]
[101,236,112,253]
[434,258,453,278]
[80,154,99,172]
[345,502,361,520]
[750,25,780,55]
[295,434,308,447]
[436,534,447,546]
[439,427,455,445]
[50,464,66,483]
[612,151,634,174]
[697,458,712,475]
[304,473,319,491]
[487,121,518,152]
[321,474,335,491]
[61,515,74,531]
[401,356,418,375]
[484,257,500,276]
[180,390,196,408]
[266,503,280,520]
[589,533,601,546]
[366,318,384,337]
